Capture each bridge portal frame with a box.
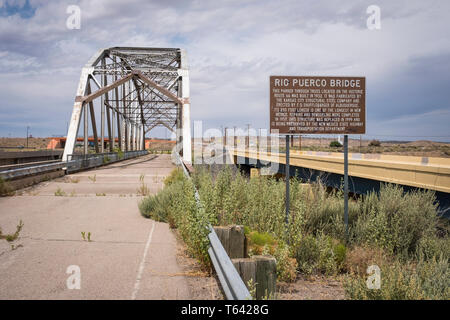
[62,47,191,163]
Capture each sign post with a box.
[344,134,349,241]
[285,134,290,243]
[269,76,366,242]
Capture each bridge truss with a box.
[62,47,191,162]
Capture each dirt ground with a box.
[147,139,176,153]
[277,275,346,300]
[0,137,52,150]
[173,229,224,300]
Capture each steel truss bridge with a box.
[62,47,191,162]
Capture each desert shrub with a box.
[171,179,213,270]
[139,171,212,270]
[221,172,248,225]
[344,256,449,300]
[273,242,298,283]
[301,183,359,242]
[294,234,320,275]
[316,234,347,275]
[330,140,342,148]
[189,165,448,297]
[139,183,180,222]
[246,229,277,256]
[353,184,439,258]
[344,260,424,300]
[163,168,185,187]
[416,254,450,299]
[415,236,450,262]
[0,177,14,196]
[368,140,381,147]
[113,147,124,159]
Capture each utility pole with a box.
[257,128,261,149]
[224,127,227,146]
[246,124,250,149]
[26,126,30,148]
[359,135,362,153]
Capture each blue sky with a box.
[0,0,449,141]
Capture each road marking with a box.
[131,220,156,300]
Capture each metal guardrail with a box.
[0,159,61,172]
[0,161,66,180]
[0,150,148,180]
[172,151,251,300]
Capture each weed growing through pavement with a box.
[81,231,92,242]
[137,173,150,196]
[0,220,24,242]
[54,187,66,196]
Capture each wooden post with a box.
[232,258,256,292]
[213,225,246,259]
[254,256,276,299]
[232,256,276,299]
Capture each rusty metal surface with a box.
[270,76,366,134]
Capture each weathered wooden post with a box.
[213,225,246,259]
[232,256,276,299]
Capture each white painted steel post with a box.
[180,50,191,163]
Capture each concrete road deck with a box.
[0,154,191,299]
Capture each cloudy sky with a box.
[0,0,449,141]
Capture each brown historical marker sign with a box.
[270,76,366,134]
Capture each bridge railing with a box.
[172,151,251,300]
[0,150,148,181]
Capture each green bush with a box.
[273,242,298,283]
[416,236,450,262]
[156,165,448,298]
[139,171,213,270]
[113,147,124,159]
[353,184,438,257]
[0,177,13,196]
[163,168,185,187]
[344,256,449,300]
[139,183,180,222]
[330,140,342,148]
[294,234,320,275]
[369,140,381,147]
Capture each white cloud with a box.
[0,0,449,140]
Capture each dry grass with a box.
[344,245,390,276]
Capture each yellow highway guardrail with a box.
[231,148,450,194]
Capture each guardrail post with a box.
[214,225,247,259]
[253,255,276,299]
[232,255,276,300]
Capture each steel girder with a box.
[62,47,191,162]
